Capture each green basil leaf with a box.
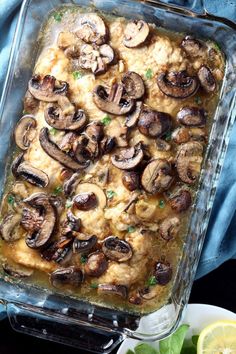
[180,346,196,354]
[134,343,158,354]
[159,324,190,354]
[191,335,199,346]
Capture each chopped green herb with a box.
[49,127,58,135]
[127,226,136,233]
[159,200,165,209]
[90,282,98,289]
[65,199,73,208]
[147,276,157,286]
[163,131,172,141]
[72,71,83,80]
[101,115,112,126]
[7,194,15,205]
[52,185,63,196]
[106,190,116,199]
[53,12,63,22]
[80,255,88,264]
[213,42,221,51]
[194,96,202,105]
[134,343,157,354]
[145,68,153,79]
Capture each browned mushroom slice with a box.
[123,20,149,48]
[177,107,206,127]
[75,183,107,209]
[93,84,135,115]
[172,127,191,144]
[84,251,108,277]
[122,171,140,191]
[39,128,89,171]
[23,193,56,249]
[75,13,107,45]
[156,139,171,151]
[0,213,22,242]
[111,143,144,170]
[139,286,158,300]
[21,207,44,232]
[121,72,145,99]
[79,44,114,75]
[141,159,174,194]
[50,266,83,288]
[63,172,82,196]
[157,71,199,99]
[85,121,104,142]
[98,284,128,299]
[154,260,172,285]
[42,237,73,264]
[73,192,98,211]
[61,211,81,235]
[198,65,216,93]
[168,189,192,212]
[181,35,202,57]
[23,90,39,114]
[138,107,172,138]
[176,141,203,184]
[2,262,33,278]
[125,101,143,128]
[100,136,116,155]
[14,115,37,151]
[102,236,133,262]
[17,162,49,188]
[159,217,180,241]
[73,235,97,253]
[28,75,68,102]
[45,98,87,131]
[12,153,25,177]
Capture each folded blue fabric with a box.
[0,0,236,307]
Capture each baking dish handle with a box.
[6,303,125,353]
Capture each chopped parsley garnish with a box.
[101,115,112,126]
[49,127,58,135]
[106,190,116,199]
[7,194,15,205]
[53,12,63,22]
[213,42,221,51]
[158,199,165,209]
[90,283,98,289]
[65,199,73,208]
[52,185,63,196]
[80,255,88,264]
[72,71,83,80]
[145,68,153,79]
[147,276,157,286]
[163,131,172,141]
[194,95,202,105]
[127,226,136,233]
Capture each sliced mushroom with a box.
[0,212,22,242]
[21,207,44,232]
[168,189,192,213]
[139,286,158,300]
[61,211,81,236]
[73,192,98,211]
[93,84,135,115]
[42,237,73,264]
[73,235,97,253]
[45,97,87,131]
[198,65,216,93]
[98,284,128,299]
[17,162,49,188]
[157,71,199,99]
[12,153,24,177]
[75,183,107,209]
[79,43,114,75]
[85,121,104,142]
[23,90,39,114]
[156,139,171,151]
[141,159,174,194]
[100,136,116,155]
[84,251,108,277]
[176,142,203,184]
[39,128,89,171]
[181,35,202,57]
[122,72,145,99]
[138,107,172,138]
[28,75,68,102]
[23,193,56,249]
[102,236,133,262]
[123,20,149,48]
[50,266,83,288]
[111,143,143,170]
[2,262,33,278]
[14,115,37,150]
[154,260,172,285]
[177,107,206,127]
[125,101,142,128]
[122,171,140,191]
[159,217,180,241]
[75,13,107,45]
[63,172,82,196]
[172,127,190,144]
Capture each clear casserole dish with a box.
[0,0,236,352]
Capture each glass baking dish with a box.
[0,0,236,352]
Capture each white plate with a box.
[117,304,236,354]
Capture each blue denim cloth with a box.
[0,0,236,320]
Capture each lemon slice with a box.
[197,320,236,354]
